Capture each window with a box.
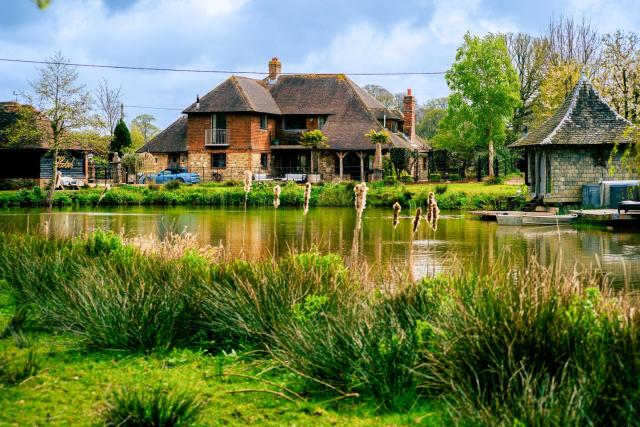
[260,114,268,130]
[318,116,327,129]
[283,116,307,130]
[211,113,226,129]
[260,153,269,168]
[211,153,226,168]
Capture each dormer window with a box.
[318,116,327,129]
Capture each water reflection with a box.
[1,206,639,286]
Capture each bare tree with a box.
[545,14,601,67]
[595,30,640,121]
[95,78,122,136]
[507,33,550,139]
[25,52,93,206]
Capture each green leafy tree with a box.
[110,119,132,155]
[436,33,520,177]
[25,51,93,206]
[131,114,160,144]
[299,129,327,174]
[0,105,46,148]
[416,97,448,141]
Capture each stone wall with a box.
[318,151,336,181]
[530,146,637,203]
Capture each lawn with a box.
[0,332,442,426]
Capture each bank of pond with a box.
[1,231,640,426]
[0,181,526,211]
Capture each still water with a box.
[0,206,639,285]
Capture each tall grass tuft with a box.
[417,260,640,426]
[412,207,422,233]
[426,191,439,231]
[102,385,204,427]
[0,349,40,386]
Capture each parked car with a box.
[139,167,201,184]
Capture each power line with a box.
[0,57,447,76]
[125,105,183,111]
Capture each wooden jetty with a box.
[570,209,640,225]
[467,211,556,221]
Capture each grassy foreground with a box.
[0,181,525,210]
[2,231,639,426]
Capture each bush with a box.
[434,184,448,195]
[0,179,38,191]
[102,386,204,427]
[429,173,441,182]
[447,173,461,181]
[164,179,182,191]
[485,175,505,185]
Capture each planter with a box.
[308,174,322,183]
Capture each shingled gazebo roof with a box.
[510,76,632,148]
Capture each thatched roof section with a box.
[183,76,280,114]
[511,76,632,148]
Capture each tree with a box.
[0,105,47,148]
[416,97,448,140]
[95,78,122,136]
[363,84,403,110]
[299,129,327,174]
[25,52,92,206]
[111,118,132,155]
[507,33,550,141]
[436,33,520,177]
[531,61,581,128]
[545,14,601,67]
[594,31,640,122]
[131,114,160,144]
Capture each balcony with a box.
[205,128,229,147]
[274,129,307,146]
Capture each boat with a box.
[521,214,577,226]
[496,213,523,226]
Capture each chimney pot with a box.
[196,95,200,109]
[407,88,412,96]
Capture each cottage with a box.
[138,58,429,182]
[510,76,637,203]
[0,102,89,187]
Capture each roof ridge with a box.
[230,76,255,111]
[541,75,632,145]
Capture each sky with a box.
[1,0,640,129]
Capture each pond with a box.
[1,206,639,285]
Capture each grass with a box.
[2,230,638,425]
[0,181,525,210]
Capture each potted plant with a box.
[299,129,328,183]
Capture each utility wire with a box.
[0,57,447,76]
[125,105,183,111]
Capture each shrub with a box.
[434,184,448,195]
[447,173,461,181]
[485,175,505,185]
[429,173,441,182]
[164,179,182,191]
[102,386,204,427]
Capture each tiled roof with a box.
[511,76,632,148]
[137,115,187,153]
[183,76,280,114]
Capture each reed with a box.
[354,182,367,217]
[273,184,281,208]
[392,201,401,229]
[412,207,422,233]
[426,191,440,231]
[243,170,252,209]
[303,182,311,215]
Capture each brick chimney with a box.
[403,88,416,141]
[268,57,281,81]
